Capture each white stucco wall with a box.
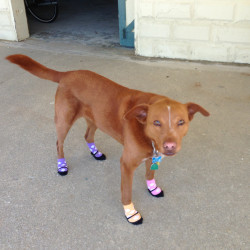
[0,0,29,41]
[135,0,250,64]
[126,0,134,26]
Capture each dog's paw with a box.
[124,203,143,225]
[148,188,164,198]
[91,152,106,160]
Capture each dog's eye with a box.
[178,120,185,126]
[153,120,161,127]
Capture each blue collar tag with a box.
[150,156,162,170]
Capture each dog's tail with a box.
[6,54,62,83]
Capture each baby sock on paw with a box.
[147,179,162,196]
[87,142,103,157]
[123,203,142,224]
[87,142,106,160]
[57,158,68,175]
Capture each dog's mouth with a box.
[156,148,177,157]
[164,151,176,156]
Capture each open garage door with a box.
[118,0,134,48]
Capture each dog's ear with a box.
[123,104,149,124]
[186,103,210,121]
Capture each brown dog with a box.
[6,54,209,225]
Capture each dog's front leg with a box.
[145,158,155,180]
[120,156,143,225]
[120,159,134,206]
[145,159,164,198]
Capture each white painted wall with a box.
[0,0,29,41]
[126,0,134,26]
[135,0,250,64]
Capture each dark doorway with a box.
[26,0,119,47]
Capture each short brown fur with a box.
[6,54,209,221]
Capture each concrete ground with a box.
[0,24,250,250]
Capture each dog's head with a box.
[124,98,209,156]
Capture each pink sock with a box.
[147,179,162,196]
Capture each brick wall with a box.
[135,0,250,64]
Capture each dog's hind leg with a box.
[55,122,71,176]
[55,90,79,175]
[84,119,106,160]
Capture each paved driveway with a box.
[0,40,249,249]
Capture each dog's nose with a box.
[163,142,176,155]
[163,142,176,150]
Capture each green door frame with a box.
[118,0,134,48]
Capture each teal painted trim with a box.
[118,0,134,48]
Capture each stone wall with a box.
[135,0,250,63]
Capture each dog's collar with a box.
[152,141,159,157]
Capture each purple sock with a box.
[57,158,68,174]
[87,142,103,157]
